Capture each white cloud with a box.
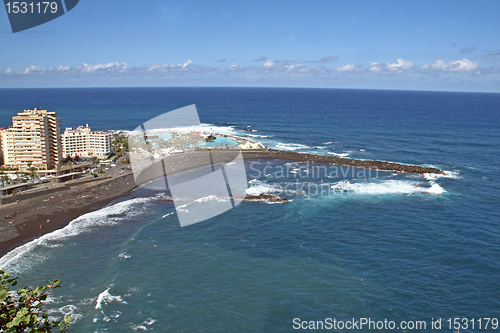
[225,64,252,74]
[257,60,312,73]
[262,59,276,68]
[422,58,479,72]
[284,63,310,73]
[144,60,212,74]
[334,64,359,72]
[181,60,193,69]
[23,65,47,74]
[6,60,213,77]
[386,58,415,72]
[368,62,384,72]
[78,62,128,73]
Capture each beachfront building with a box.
[0,127,6,166]
[62,125,112,158]
[1,108,62,170]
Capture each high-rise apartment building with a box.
[62,125,111,158]
[1,108,62,170]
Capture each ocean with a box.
[0,88,499,332]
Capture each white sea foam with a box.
[423,170,460,180]
[193,195,230,203]
[0,197,151,273]
[130,318,156,331]
[331,179,445,195]
[125,123,237,137]
[275,142,310,151]
[245,180,282,196]
[131,325,148,331]
[47,304,82,324]
[442,170,461,179]
[144,318,156,325]
[176,204,189,213]
[327,152,350,157]
[247,134,270,138]
[426,183,446,194]
[422,173,438,180]
[95,288,128,309]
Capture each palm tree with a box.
[26,161,36,182]
[91,157,98,168]
[55,162,61,177]
[0,171,7,188]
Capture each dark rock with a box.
[245,194,288,203]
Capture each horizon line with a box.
[0,86,498,94]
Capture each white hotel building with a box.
[62,125,112,158]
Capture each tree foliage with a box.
[0,270,70,332]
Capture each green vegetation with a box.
[112,133,129,157]
[98,170,105,174]
[0,172,9,187]
[0,271,70,332]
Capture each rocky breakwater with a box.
[242,149,445,175]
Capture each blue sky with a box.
[1,0,499,92]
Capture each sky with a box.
[0,0,499,92]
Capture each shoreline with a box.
[0,173,137,256]
[0,149,444,257]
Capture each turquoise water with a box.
[204,136,238,147]
[157,134,172,140]
[151,133,237,148]
[0,88,499,332]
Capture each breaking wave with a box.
[245,180,282,196]
[331,179,445,195]
[95,288,128,309]
[275,142,311,151]
[0,197,152,273]
[327,152,350,157]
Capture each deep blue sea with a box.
[0,88,499,332]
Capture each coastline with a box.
[0,173,137,256]
[0,148,444,257]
